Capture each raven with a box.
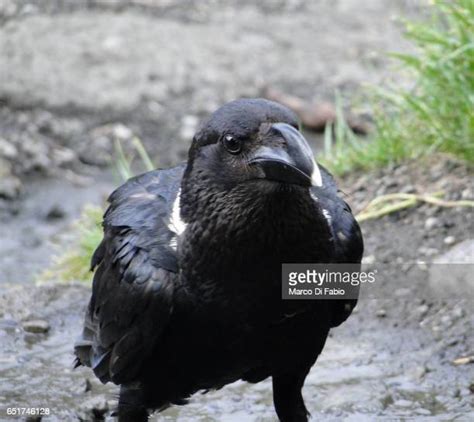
[75,98,363,421]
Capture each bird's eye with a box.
[222,134,242,154]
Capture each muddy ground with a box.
[0,1,473,421]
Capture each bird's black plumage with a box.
[75,98,363,421]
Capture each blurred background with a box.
[0,0,472,421]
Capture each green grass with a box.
[322,0,474,174]
[39,138,154,283]
[39,205,104,283]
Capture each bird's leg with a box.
[117,383,149,422]
[272,371,310,422]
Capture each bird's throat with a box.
[179,182,333,287]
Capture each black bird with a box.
[75,98,363,421]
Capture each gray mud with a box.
[0,172,114,287]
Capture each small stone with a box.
[401,184,416,194]
[444,338,459,347]
[418,246,439,257]
[441,315,452,326]
[20,138,50,169]
[443,236,456,246]
[0,175,22,199]
[414,408,431,415]
[79,136,112,166]
[0,138,18,159]
[112,124,133,141]
[376,309,387,318]
[452,307,464,319]
[46,205,66,220]
[424,217,439,231]
[362,255,376,265]
[416,304,429,318]
[147,100,164,114]
[411,366,427,380]
[22,320,50,334]
[51,147,77,167]
[461,188,472,200]
[384,178,399,189]
[393,399,413,408]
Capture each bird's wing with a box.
[312,164,364,327]
[74,164,185,384]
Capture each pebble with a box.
[79,136,112,166]
[401,184,416,194]
[0,138,18,159]
[410,366,427,380]
[46,205,66,220]
[22,319,50,334]
[20,139,51,171]
[424,217,439,230]
[451,307,464,319]
[443,236,456,246]
[376,309,387,318]
[51,147,77,167]
[414,408,431,415]
[416,304,429,319]
[112,123,133,141]
[0,155,22,198]
[0,175,22,199]
[441,315,452,326]
[461,188,472,199]
[418,246,439,257]
[362,255,376,265]
[393,399,413,408]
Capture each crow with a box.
[74,98,363,421]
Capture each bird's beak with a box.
[248,123,322,187]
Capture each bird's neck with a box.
[178,180,333,286]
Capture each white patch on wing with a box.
[311,159,323,187]
[129,192,157,200]
[337,231,348,242]
[168,189,187,250]
[322,208,332,225]
[169,236,178,251]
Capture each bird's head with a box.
[184,98,322,189]
[180,99,323,222]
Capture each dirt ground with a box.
[0,1,473,421]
